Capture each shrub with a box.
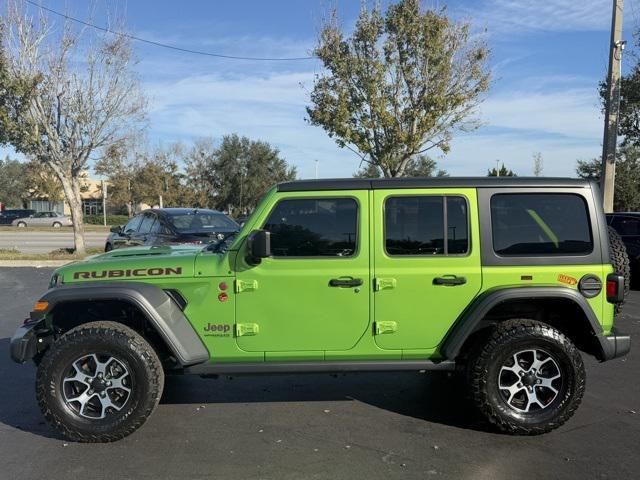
[84,214,130,226]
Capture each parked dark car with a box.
[105,208,239,251]
[607,212,640,288]
[0,209,36,225]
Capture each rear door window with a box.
[384,196,469,255]
[490,194,593,256]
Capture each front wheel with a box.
[52,222,62,228]
[468,319,585,435]
[36,321,164,442]
[16,221,26,228]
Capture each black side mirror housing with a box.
[110,225,123,234]
[247,230,271,264]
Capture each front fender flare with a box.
[33,282,209,366]
[439,286,613,361]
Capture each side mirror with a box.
[110,225,123,234]
[247,230,271,264]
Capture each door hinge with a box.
[374,277,396,291]
[235,279,258,293]
[375,320,397,335]
[236,323,260,337]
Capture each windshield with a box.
[167,211,238,233]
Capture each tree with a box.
[0,156,27,208]
[576,146,640,211]
[354,154,447,177]
[94,142,144,217]
[600,28,640,146]
[24,159,64,210]
[97,141,195,214]
[183,137,218,209]
[576,158,602,180]
[185,134,297,216]
[135,144,193,208]
[533,152,544,177]
[307,0,490,177]
[488,163,516,177]
[0,3,145,253]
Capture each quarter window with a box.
[384,196,469,255]
[263,198,358,257]
[491,194,593,256]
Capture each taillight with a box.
[606,274,624,303]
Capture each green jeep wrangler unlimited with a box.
[10,177,631,442]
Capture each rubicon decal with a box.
[73,267,182,279]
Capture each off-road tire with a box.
[36,321,164,442]
[608,226,630,314]
[468,319,585,435]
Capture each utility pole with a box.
[315,159,319,179]
[601,0,625,213]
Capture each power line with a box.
[23,0,316,61]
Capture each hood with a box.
[57,245,202,284]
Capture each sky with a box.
[7,0,640,179]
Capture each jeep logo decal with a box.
[203,323,231,337]
[73,267,182,279]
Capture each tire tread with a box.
[36,321,164,443]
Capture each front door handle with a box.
[433,276,467,286]
[329,278,363,288]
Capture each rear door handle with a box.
[329,278,363,288]
[433,276,467,286]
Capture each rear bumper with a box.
[598,327,631,361]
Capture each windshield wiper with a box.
[205,232,237,253]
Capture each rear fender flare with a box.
[440,286,610,360]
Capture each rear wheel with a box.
[468,319,585,435]
[52,222,62,228]
[36,321,164,442]
[104,243,113,252]
[16,221,26,227]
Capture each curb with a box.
[0,260,74,267]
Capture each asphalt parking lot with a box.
[0,267,638,480]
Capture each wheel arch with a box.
[440,287,612,362]
[34,282,209,367]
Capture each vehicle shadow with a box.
[0,338,61,439]
[161,369,487,432]
[0,336,487,439]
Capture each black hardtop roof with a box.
[277,177,593,192]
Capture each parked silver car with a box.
[12,211,73,228]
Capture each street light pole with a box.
[102,181,107,227]
[601,0,625,213]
